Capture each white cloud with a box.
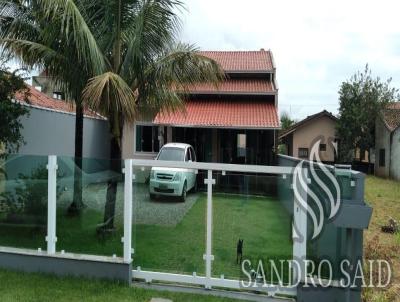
[178,0,400,119]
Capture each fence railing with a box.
[0,154,371,300]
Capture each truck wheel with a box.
[180,182,187,202]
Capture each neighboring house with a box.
[13,85,110,159]
[279,110,338,163]
[32,70,64,100]
[122,49,280,165]
[375,102,400,180]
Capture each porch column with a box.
[166,127,172,144]
[122,123,135,159]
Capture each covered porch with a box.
[132,98,280,165]
[123,98,280,169]
[170,126,276,165]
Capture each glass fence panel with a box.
[56,156,124,257]
[0,154,48,250]
[133,165,206,275]
[306,166,353,280]
[212,172,293,284]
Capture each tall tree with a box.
[1,0,223,229]
[0,63,29,155]
[337,65,398,163]
[280,111,296,131]
[0,0,97,214]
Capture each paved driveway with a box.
[133,184,200,226]
[58,182,200,227]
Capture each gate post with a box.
[46,155,58,254]
[204,169,215,289]
[292,168,308,284]
[122,159,133,263]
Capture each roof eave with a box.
[14,99,106,120]
[225,70,274,74]
[185,91,278,96]
[152,122,280,130]
[279,110,338,139]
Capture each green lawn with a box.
[0,191,292,281]
[134,193,292,280]
[0,269,239,302]
[1,175,399,302]
[0,209,124,256]
[363,176,400,302]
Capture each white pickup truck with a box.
[149,143,197,202]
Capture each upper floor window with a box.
[319,144,327,152]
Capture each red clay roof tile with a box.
[154,99,279,129]
[15,85,102,118]
[185,79,276,94]
[383,102,400,131]
[198,50,274,72]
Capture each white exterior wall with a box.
[390,128,400,180]
[122,122,158,160]
[122,122,158,183]
[375,118,391,178]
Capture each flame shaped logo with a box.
[292,139,341,240]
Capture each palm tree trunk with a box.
[68,100,84,215]
[100,0,123,230]
[102,133,122,229]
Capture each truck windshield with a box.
[157,147,185,161]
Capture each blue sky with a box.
[178,0,400,120]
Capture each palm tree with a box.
[0,0,98,214]
[1,0,223,229]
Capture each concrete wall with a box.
[390,128,400,180]
[292,116,337,162]
[375,118,391,178]
[0,248,132,284]
[18,107,110,159]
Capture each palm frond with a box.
[0,1,39,40]
[0,38,63,68]
[120,0,184,80]
[83,72,136,122]
[150,43,224,90]
[37,0,106,74]
[139,43,223,110]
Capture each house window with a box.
[379,149,386,167]
[237,134,246,158]
[298,148,309,158]
[319,144,327,152]
[136,125,160,153]
[52,92,63,100]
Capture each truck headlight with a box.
[173,172,181,181]
[150,170,155,179]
